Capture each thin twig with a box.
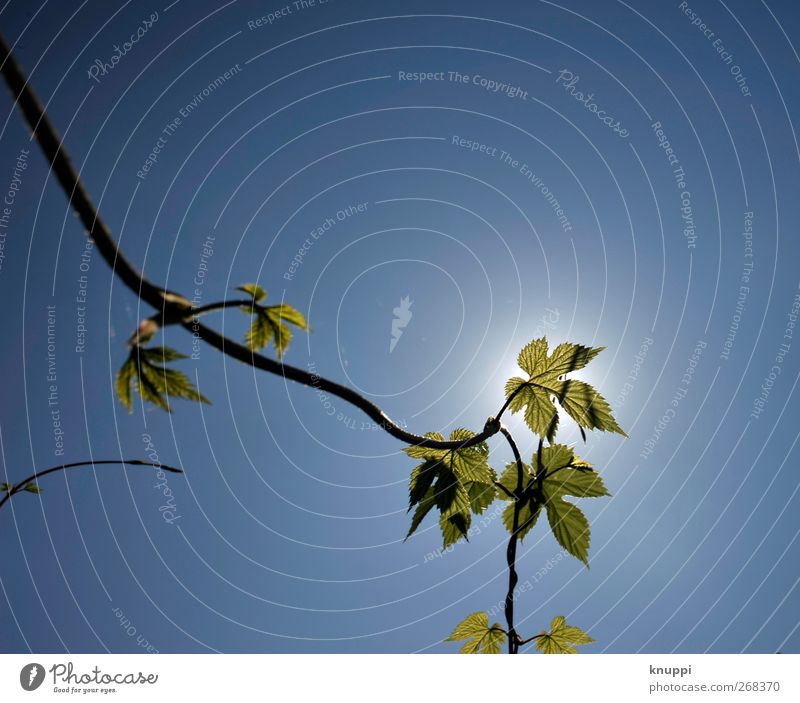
[0,34,504,453]
[0,460,182,510]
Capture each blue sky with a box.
[1,0,799,653]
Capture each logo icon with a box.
[390,296,413,353]
[20,663,45,691]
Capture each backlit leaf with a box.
[543,494,591,566]
[115,346,209,413]
[446,612,506,654]
[534,616,594,654]
[403,429,496,547]
[504,337,624,440]
[236,283,266,302]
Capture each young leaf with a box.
[403,429,497,547]
[1,482,12,492]
[445,612,506,654]
[495,461,539,540]
[540,444,609,499]
[543,494,591,566]
[544,467,609,499]
[237,287,308,358]
[534,616,594,654]
[535,444,609,565]
[501,498,541,541]
[504,337,625,441]
[23,482,42,494]
[115,346,209,413]
[115,356,137,412]
[236,283,267,302]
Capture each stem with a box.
[517,634,542,646]
[500,426,524,654]
[0,460,182,510]
[495,381,530,422]
[0,38,502,453]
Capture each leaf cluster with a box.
[504,338,625,442]
[115,283,308,412]
[403,429,496,548]
[236,284,308,358]
[496,444,608,565]
[116,346,209,413]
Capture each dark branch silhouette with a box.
[0,460,182,510]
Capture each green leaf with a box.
[242,302,308,358]
[408,460,439,507]
[115,356,137,413]
[543,494,591,566]
[467,481,496,514]
[559,379,625,435]
[534,616,594,654]
[268,303,308,330]
[406,489,436,540]
[544,468,609,499]
[236,283,267,302]
[403,429,496,547]
[23,482,41,494]
[115,346,210,413]
[501,498,541,541]
[1,482,13,492]
[141,346,188,363]
[543,343,604,378]
[504,337,624,441]
[497,461,541,540]
[244,311,274,351]
[539,444,608,498]
[496,461,532,499]
[445,612,506,654]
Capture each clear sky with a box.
[0,0,798,653]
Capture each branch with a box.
[500,425,525,654]
[0,460,182,510]
[518,633,543,646]
[495,381,529,422]
[0,36,502,452]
